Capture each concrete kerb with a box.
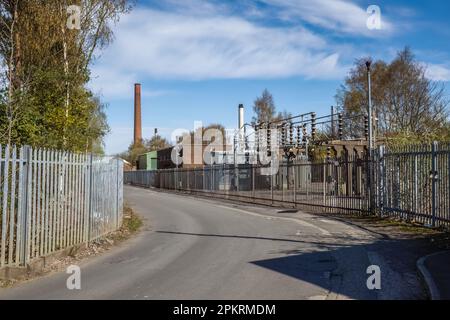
[0,243,86,281]
[416,251,448,300]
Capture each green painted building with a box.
[137,151,158,170]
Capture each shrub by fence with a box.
[0,144,124,268]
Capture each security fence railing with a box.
[0,144,124,268]
[126,155,372,214]
[125,142,450,229]
[376,142,450,227]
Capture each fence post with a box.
[414,153,418,215]
[1,145,10,267]
[252,165,255,199]
[187,168,190,191]
[194,169,197,191]
[116,158,120,229]
[323,159,326,207]
[211,166,214,191]
[87,153,94,242]
[203,167,206,191]
[19,146,32,265]
[377,145,385,217]
[448,149,450,223]
[293,162,297,205]
[281,164,284,202]
[174,168,176,190]
[431,141,437,227]
[236,165,239,192]
[271,168,274,205]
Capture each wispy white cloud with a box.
[91,7,347,84]
[385,5,417,18]
[424,63,450,82]
[159,0,229,16]
[89,66,136,98]
[90,0,402,99]
[259,0,394,36]
[89,66,170,99]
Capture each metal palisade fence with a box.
[126,156,371,214]
[376,142,450,227]
[0,144,124,268]
[125,142,449,228]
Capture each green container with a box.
[138,151,158,170]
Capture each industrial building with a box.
[137,151,158,171]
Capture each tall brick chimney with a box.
[134,83,142,145]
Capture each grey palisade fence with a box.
[0,144,124,268]
[125,142,449,229]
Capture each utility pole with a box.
[366,60,375,213]
[366,61,374,156]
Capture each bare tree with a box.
[252,89,277,125]
[336,47,449,143]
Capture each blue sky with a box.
[88,0,450,154]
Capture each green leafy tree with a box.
[145,134,171,152]
[0,0,133,152]
[120,134,172,166]
[124,141,148,167]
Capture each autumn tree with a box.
[146,134,171,152]
[252,89,293,128]
[336,47,449,144]
[0,0,133,152]
[122,140,147,167]
[120,134,172,166]
[187,123,227,139]
[252,89,276,125]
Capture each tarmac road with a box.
[0,186,427,300]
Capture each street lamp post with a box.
[366,61,374,156]
[366,60,375,213]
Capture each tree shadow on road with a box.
[156,230,433,300]
[156,230,348,247]
[251,237,432,300]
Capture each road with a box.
[0,186,426,300]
